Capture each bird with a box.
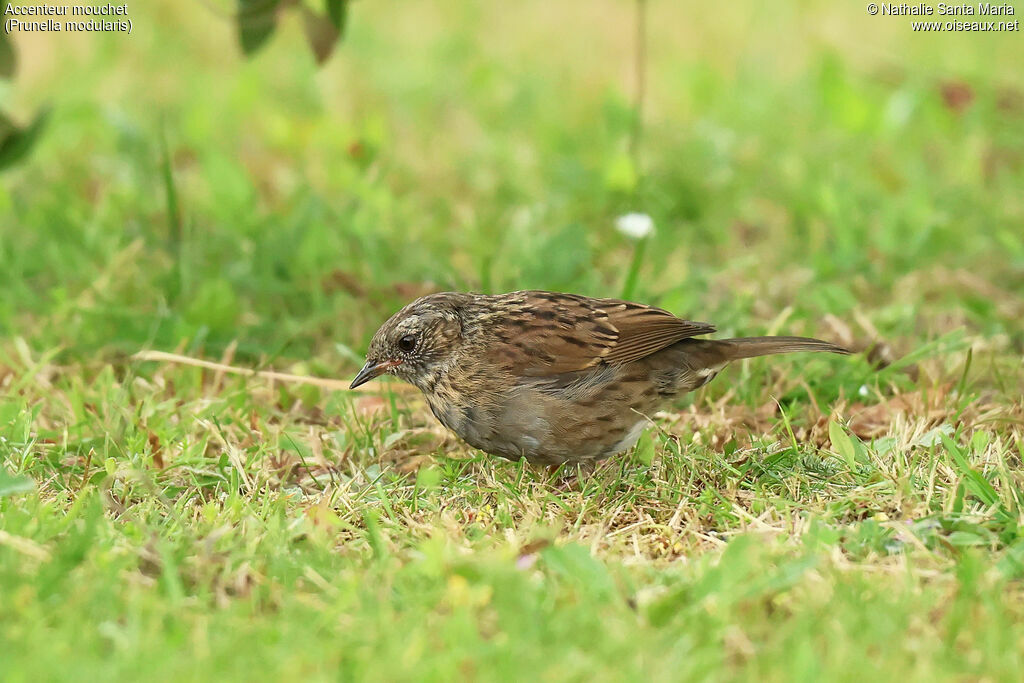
[350,291,850,466]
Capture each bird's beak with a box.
[349,359,401,389]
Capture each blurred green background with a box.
[4,0,1021,367]
[1,1,1023,680]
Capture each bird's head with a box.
[349,292,468,392]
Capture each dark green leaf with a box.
[325,0,348,33]
[0,111,14,139]
[237,0,280,56]
[0,108,51,172]
[0,25,16,79]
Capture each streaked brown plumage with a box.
[350,291,849,466]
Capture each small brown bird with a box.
[350,291,849,466]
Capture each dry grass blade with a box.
[131,350,413,393]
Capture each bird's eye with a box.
[397,334,418,353]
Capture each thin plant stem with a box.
[620,236,648,300]
[628,0,648,169]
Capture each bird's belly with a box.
[427,364,666,465]
[426,394,547,462]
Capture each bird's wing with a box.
[484,291,715,377]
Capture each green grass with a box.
[2,1,1024,680]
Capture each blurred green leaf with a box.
[541,544,617,598]
[415,466,441,491]
[236,0,280,56]
[0,470,34,497]
[604,152,638,193]
[325,0,348,32]
[516,222,591,290]
[184,278,240,334]
[0,112,13,139]
[159,127,184,302]
[646,582,691,627]
[947,530,988,547]
[999,540,1024,578]
[0,108,50,172]
[0,21,16,79]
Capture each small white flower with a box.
[858,385,869,397]
[615,212,655,239]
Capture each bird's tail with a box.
[682,336,850,369]
[716,336,850,360]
